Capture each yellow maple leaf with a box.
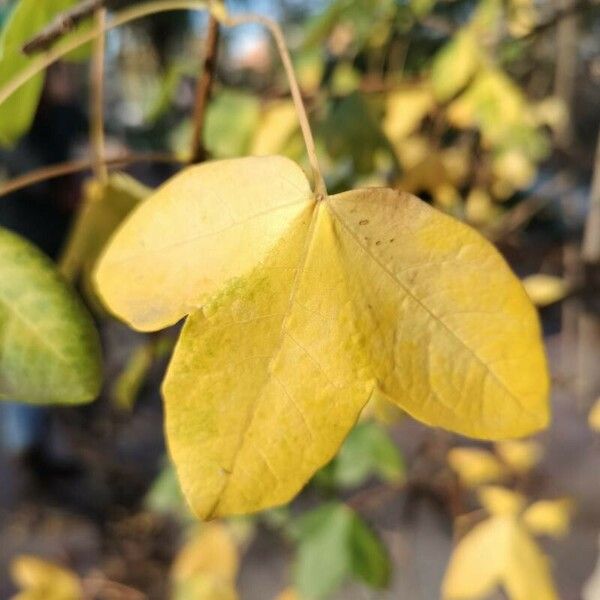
[443,515,558,600]
[383,86,434,141]
[10,556,82,600]
[95,155,549,518]
[447,448,508,488]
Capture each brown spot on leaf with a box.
[359,219,369,225]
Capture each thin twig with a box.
[90,7,108,183]
[224,12,327,197]
[22,0,111,54]
[189,14,219,164]
[0,152,183,198]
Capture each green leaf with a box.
[0,0,88,147]
[0,226,102,404]
[328,421,406,488]
[204,90,260,158]
[145,460,191,519]
[350,511,390,588]
[321,92,397,174]
[293,502,390,599]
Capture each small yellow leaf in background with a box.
[443,515,558,600]
[10,555,82,600]
[448,448,507,487]
[507,0,538,37]
[383,87,434,141]
[522,274,569,307]
[97,156,550,518]
[495,439,543,473]
[522,499,573,538]
[442,516,511,599]
[588,399,600,432]
[478,486,526,516]
[465,187,496,226]
[447,68,527,147]
[431,30,480,102]
[250,101,299,156]
[171,522,239,600]
[492,150,536,191]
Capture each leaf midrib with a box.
[207,201,320,518]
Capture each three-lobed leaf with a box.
[94,155,549,519]
[0,227,102,404]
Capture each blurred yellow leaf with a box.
[589,399,600,432]
[447,68,527,147]
[447,448,507,487]
[522,499,573,538]
[507,0,538,37]
[465,187,496,226]
[10,556,82,600]
[171,522,239,600]
[393,135,430,170]
[440,146,471,185]
[384,87,434,141]
[97,157,549,518]
[443,515,558,600]
[172,523,239,580]
[492,150,536,191]
[522,274,569,307]
[431,30,481,102]
[251,101,299,157]
[399,153,463,210]
[495,439,543,473]
[478,486,526,516]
